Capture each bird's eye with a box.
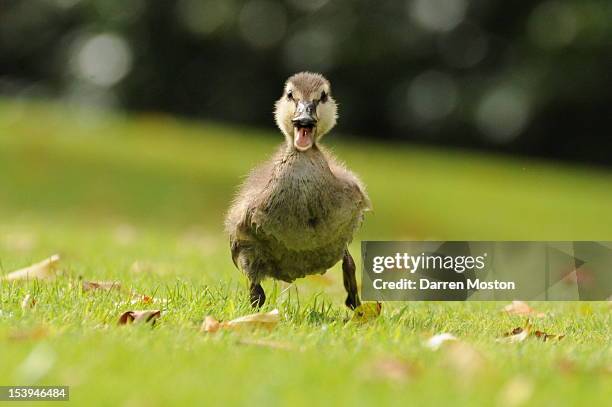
[287,90,293,100]
[320,91,328,103]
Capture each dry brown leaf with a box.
[223,309,280,331]
[499,319,565,343]
[201,316,221,333]
[3,255,60,281]
[82,281,121,292]
[367,357,419,382]
[21,294,36,309]
[498,320,532,343]
[201,309,280,333]
[131,293,153,304]
[502,301,545,317]
[118,310,161,325]
[129,293,167,305]
[534,330,565,342]
[351,302,382,323]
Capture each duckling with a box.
[225,72,371,309]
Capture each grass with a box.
[0,100,610,406]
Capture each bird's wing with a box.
[225,146,286,269]
[321,147,372,211]
[228,199,262,270]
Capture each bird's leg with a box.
[249,281,266,309]
[342,249,361,309]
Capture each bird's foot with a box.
[342,249,361,310]
[345,294,361,310]
[249,283,266,309]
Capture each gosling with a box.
[225,72,371,309]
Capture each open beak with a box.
[292,101,317,151]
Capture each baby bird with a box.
[225,72,371,309]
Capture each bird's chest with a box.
[253,154,356,250]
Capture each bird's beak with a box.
[292,101,317,151]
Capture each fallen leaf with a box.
[139,295,153,304]
[118,310,161,325]
[367,357,419,382]
[534,330,565,342]
[223,309,280,331]
[499,320,565,343]
[129,293,167,305]
[201,316,221,333]
[498,320,532,343]
[3,255,60,281]
[21,294,36,309]
[502,301,545,317]
[82,281,121,292]
[351,302,382,323]
[425,333,457,351]
[201,309,280,333]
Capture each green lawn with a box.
[0,100,610,406]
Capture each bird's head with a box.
[274,72,338,152]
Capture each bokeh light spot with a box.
[476,85,530,143]
[408,0,467,33]
[527,1,578,49]
[177,0,234,36]
[71,33,132,87]
[408,71,458,123]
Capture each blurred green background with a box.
[1,0,611,164]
